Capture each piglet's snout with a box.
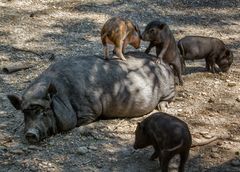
[25,128,40,143]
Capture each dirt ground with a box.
[0,0,240,172]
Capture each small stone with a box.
[10,149,24,155]
[28,145,42,151]
[0,123,8,129]
[88,146,97,151]
[210,153,219,158]
[208,98,214,103]
[231,159,240,166]
[0,56,10,61]
[77,146,88,155]
[0,146,7,151]
[228,82,236,87]
[236,97,240,102]
[96,163,103,168]
[211,147,218,152]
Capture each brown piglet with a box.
[101,17,141,61]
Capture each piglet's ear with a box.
[7,94,22,110]
[137,122,144,131]
[158,23,165,30]
[225,49,230,57]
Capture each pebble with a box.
[88,146,97,151]
[211,147,218,152]
[208,98,214,103]
[28,145,42,151]
[236,96,240,102]
[77,146,88,155]
[227,81,237,87]
[0,123,8,129]
[231,159,240,167]
[210,153,219,158]
[0,56,10,61]
[10,149,24,155]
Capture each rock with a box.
[10,149,24,155]
[0,145,7,151]
[208,98,214,103]
[236,96,240,102]
[88,146,97,151]
[231,159,240,167]
[210,153,219,158]
[28,145,42,151]
[211,147,218,152]
[0,123,8,129]
[0,56,10,61]
[227,81,237,87]
[77,146,88,155]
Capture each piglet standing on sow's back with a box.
[134,112,192,172]
[101,17,141,61]
[142,20,184,85]
[177,36,233,73]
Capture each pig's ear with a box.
[225,49,231,57]
[137,122,145,131]
[133,23,140,33]
[7,94,22,110]
[158,23,165,30]
[47,83,57,97]
[51,94,77,131]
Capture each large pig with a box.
[7,52,175,143]
[177,36,233,73]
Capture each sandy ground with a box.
[0,0,240,172]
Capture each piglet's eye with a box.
[149,28,154,33]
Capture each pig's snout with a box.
[25,128,40,143]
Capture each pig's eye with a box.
[149,28,154,33]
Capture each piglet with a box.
[134,112,192,172]
[101,17,141,61]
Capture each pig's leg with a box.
[145,42,155,54]
[178,150,189,172]
[114,40,127,61]
[150,143,160,160]
[171,59,184,85]
[157,101,169,112]
[76,111,98,126]
[156,46,163,64]
[122,39,129,54]
[160,151,174,172]
[205,58,211,71]
[102,37,109,60]
[207,56,217,73]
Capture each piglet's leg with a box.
[150,143,160,160]
[145,42,154,54]
[160,151,174,172]
[114,40,127,61]
[102,38,109,60]
[178,150,189,172]
[122,39,128,54]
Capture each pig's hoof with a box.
[157,101,169,112]
[155,59,160,64]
